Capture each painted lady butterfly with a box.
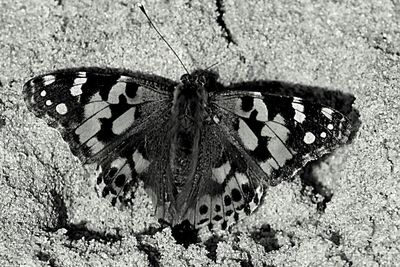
[23,66,351,231]
[23,5,352,232]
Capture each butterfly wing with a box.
[211,91,351,184]
[23,67,176,205]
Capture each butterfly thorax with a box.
[169,73,210,197]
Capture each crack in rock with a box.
[383,139,394,173]
[215,0,237,46]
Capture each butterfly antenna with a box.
[204,61,220,71]
[204,52,236,71]
[138,3,190,75]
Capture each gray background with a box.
[1,0,399,266]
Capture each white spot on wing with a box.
[74,77,87,84]
[260,121,292,168]
[304,132,316,144]
[238,119,258,151]
[111,107,136,135]
[267,138,293,166]
[55,103,68,115]
[43,75,55,86]
[70,85,83,96]
[322,107,334,120]
[234,172,249,185]
[292,102,306,123]
[40,90,46,97]
[320,132,327,138]
[268,159,279,169]
[132,150,150,173]
[83,92,109,118]
[212,161,231,184]
[86,137,104,154]
[253,99,268,121]
[294,111,306,123]
[260,161,274,175]
[75,107,111,143]
[108,83,126,103]
[327,124,334,130]
[46,100,52,106]
[111,157,127,168]
[292,102,304,111]
[75,93,111,143]
[118,75,130,82]
[70,77,86,96]
[273,114,285,124]
[250,92,262,97]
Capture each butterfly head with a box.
[180,70,219,92]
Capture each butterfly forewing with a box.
[211,91,351,184]
[23,68,176,161]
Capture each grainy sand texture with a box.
[1,0,399,266]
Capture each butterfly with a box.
[23,66,352,231]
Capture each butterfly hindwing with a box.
[134,114,175,220]
[23,68,176,162]
[211,90,351,184]
[96,117,171,207]
[172,122,265,230]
